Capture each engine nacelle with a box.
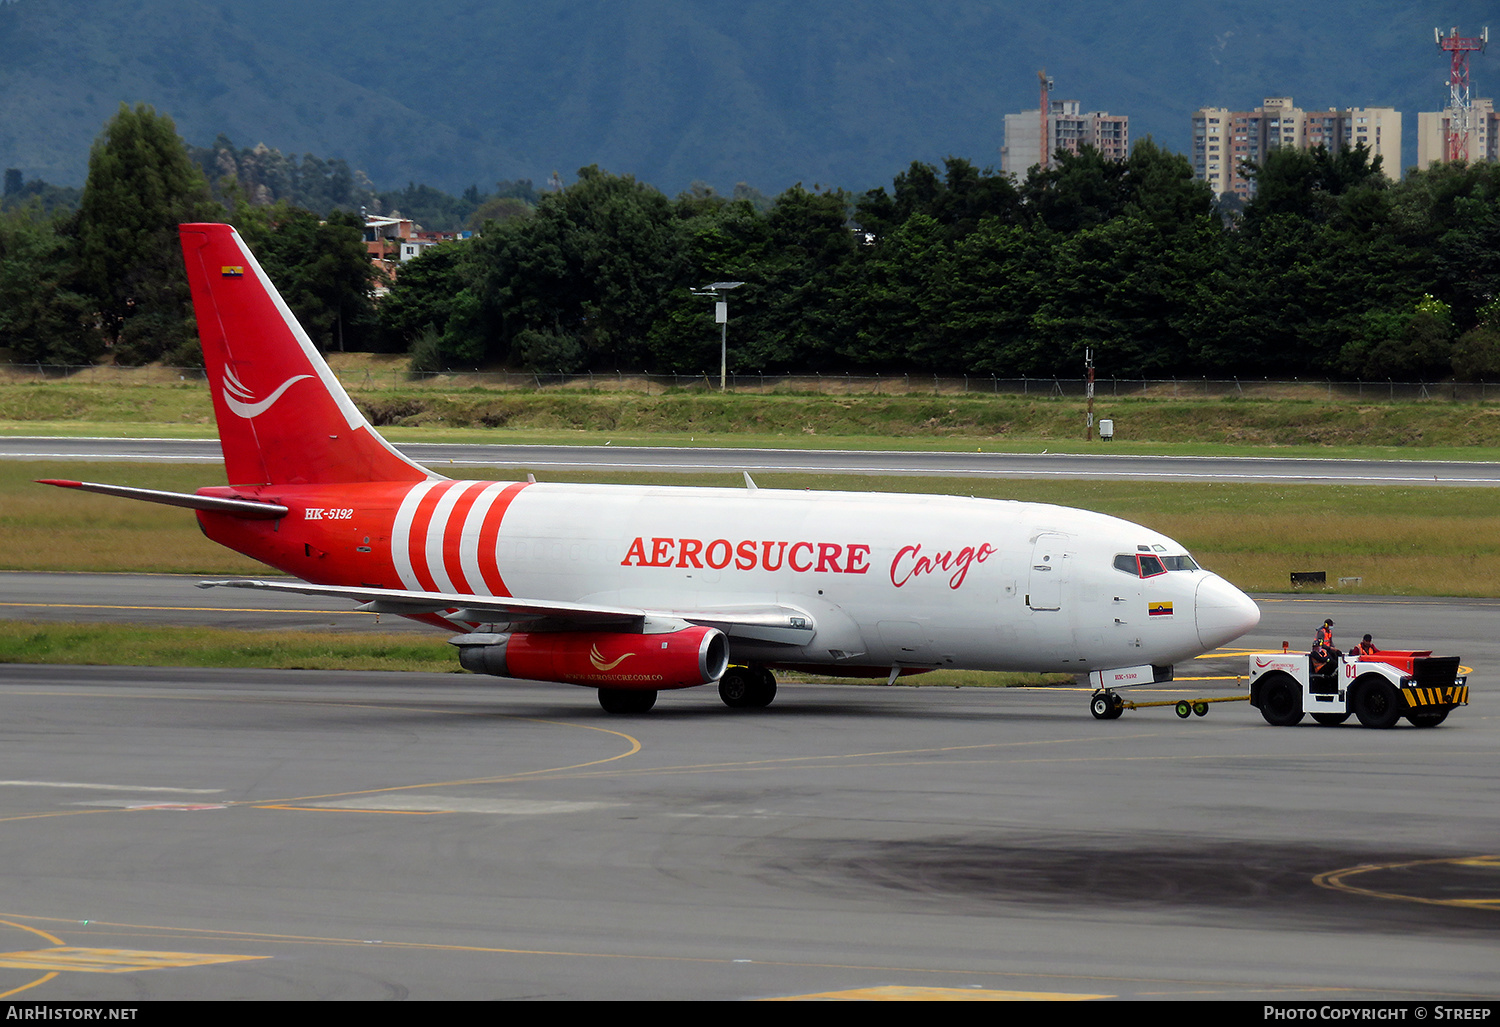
[455,625,729,691]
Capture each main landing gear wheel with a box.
[597,688,657,714]
[719,666,777,709]
[1090,691,1124,720]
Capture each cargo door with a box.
[1027,533,1069,611]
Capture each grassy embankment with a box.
[0,622,454,674]
[2,359,1497,677]
[3,354,1500,459]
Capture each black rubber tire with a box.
[1351,677,1401,729]
[1258,673,1304,726]
[719,667,755,708]
[745,667,777,708]
[1192,702,1209,718]
[1311,712,1351,726]
[1175,701,1191,719]
[1090,692,1122,720]
[598,688,657,714]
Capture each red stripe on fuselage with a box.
[437,481,487,593]
[405,480,466,592]
[475,481,531,598]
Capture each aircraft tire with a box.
[1311,712,1351,726]
[1257,673,1304,726]
[598,688,657,714]
[1089,691,1123,720]
[721,667,777,709]
[747,668,777,708]
[719,667,755,708]
[1351,676,1401,729]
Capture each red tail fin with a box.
[179,223,433,487]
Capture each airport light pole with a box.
[691,281,744,391]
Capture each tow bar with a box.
[1090,689,1249,720]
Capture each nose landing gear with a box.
[1089,690,1125,720]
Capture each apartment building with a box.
[1001,100,1130,176]
[1416,98,1499,166]
[1191,97,1401,200]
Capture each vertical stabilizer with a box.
[179,223,433,487]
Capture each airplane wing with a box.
[197,579,816,644]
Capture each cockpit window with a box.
[1114,553,1169,578]
[1161,555,1198,571]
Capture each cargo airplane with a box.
[40,223,1260,715]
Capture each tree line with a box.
[3,103,1498,380]
[385,142,1500,381]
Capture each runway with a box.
[5,435,1500,485]
[0,582,1494,1001]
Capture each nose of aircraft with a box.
[1195,574,1260,649]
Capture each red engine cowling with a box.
[457,626,729,691]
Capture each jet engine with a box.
[454,624,729,690]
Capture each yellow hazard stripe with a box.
[1402,685,1468,708]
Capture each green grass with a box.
[0,620,1073,685]
[3,366,1499,459]
[0,621,458,672]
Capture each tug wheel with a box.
[1258,673,1304,727]
[1351,677,1401,730]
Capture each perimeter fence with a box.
[2,362,1496,402]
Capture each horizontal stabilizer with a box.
[37,480,289,519]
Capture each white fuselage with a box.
[375,480,1259,675]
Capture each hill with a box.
[0,0,1492,196]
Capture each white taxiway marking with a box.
[303,796,620,815]
[0,780,223,793]
[3,452,224,461]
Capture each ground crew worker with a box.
[1314,619,1334,647]
[1356,634,1378,656]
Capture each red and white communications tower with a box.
[1436,26,1489,162]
